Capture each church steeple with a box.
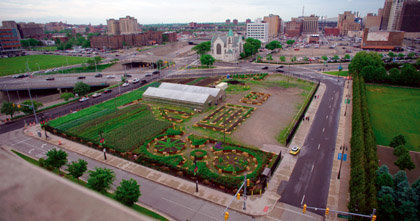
[228,29,233,37]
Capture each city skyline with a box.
[0,0,384,25]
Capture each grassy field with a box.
[32,46,57,51]
[0,55,89,76]
[44,63,115,75]
[324,70,349,77]
[366,84,420,151]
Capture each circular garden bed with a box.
[154,138,185,154]
[190,149,207,160]
[214,153,249,174]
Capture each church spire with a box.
[228,29,233,37]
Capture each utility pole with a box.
[27,87,39,124]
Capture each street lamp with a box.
[194,156,199,192]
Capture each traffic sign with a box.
[337,214,352,219]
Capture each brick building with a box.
[90,31,164,49]
[285,18,302,37]
[397,0,420,32]
[107,16,139,35]
[233,19,238,25]
[263,14,282,38]
[361,28,404,50]
[0,28,22,56]
[302,15,319,34]
[364,13,381,31]
[163,32,177,42]
[324,27,340,36]
[2,21,44,39]
[380,0,393,30]
[226,19,231,25]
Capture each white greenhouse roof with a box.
[159,82,221,97]
[143,87,210,104]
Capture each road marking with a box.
[326,115,328,119]
[311,164,315,173]
[11,138,31,146]
[301,195,305,205]
[29,148,34,154]
[41,144,47,149]
[317,144,320,150]
[322,128,325,133]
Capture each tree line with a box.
[349,75,378,214]
[349,51,420,87]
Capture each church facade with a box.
[210,30,244,62]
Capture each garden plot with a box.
[227,73,268,81]
[158,108,194,123]
[194,104,254,134]
[240,91,271,105]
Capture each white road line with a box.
[318,144,320,150]
[322,128,325,133]
[301,195,305,205]
[311,164,315,173]
[28,148,34,154]
[161,197,218,221]
[10,138,32,146]
[326,115,329,119]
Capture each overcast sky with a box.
[0,0,384,25]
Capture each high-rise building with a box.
[380,0,393,30]
[263,14,282,38]
[285,18,303,37]
[397,0,420,32]
[107,16,139,35]
[301,15,319,34]
[364,13,381,31]
[226,19,231,25]
[0,28,22,56]
[387,0,406,30]
[1,21,21,39]
[233,19,238,25]
[338,11,361,36]
[246,18,268,42]
[245,19,251,24]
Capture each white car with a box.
[78,97,89,102]
[122,82,129,87]
[106,75,116,79]
[92,92,101,98]
[132,78,139,84]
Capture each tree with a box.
[344,54,351,60]
[87,167,115,193]
[74,82,90,96]
[280,56,286,62]
[266,54,273,60]
[395,151,415,171]
[332,55,339,61]
[156,59,163,69]
[400,63,420,87]
[256,55,262,63]
[376,165,393,188]
[286,39,295,46]
[265,41,282,50]
[242,38,261,57]
[115,179,141,206]
[1,102,19,118]
[397,53,405,60]
[45,148,68,174]
[291,56,297,62]
[388,68,402,85]
[67,159,88,181]
[94,56,102,65]
[60,92,75,101]
[86,59,96,68]
[200,54,215,67]
[322,56,328,62]
[349,51,384,76]
[377,186,396,220]
[407,52,415,59]
[390,134,407,148]
[192,41,211,55]
[388,52,396,59]
[20,100,43,115]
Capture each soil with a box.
[377,145,420,183]
[161,78,196,84]
[194,77,221,87]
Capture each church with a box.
[210,30,244,62]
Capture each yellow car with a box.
[289,146,301,155]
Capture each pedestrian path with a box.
[23,83,326,219]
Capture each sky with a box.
[0,0,385,25]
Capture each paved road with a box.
[1,129,253,221]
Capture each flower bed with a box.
[190,149,207,160]
[152,137,185,154]
[240,91,271,105]
[195,104,254,134]
[227,73,268,81]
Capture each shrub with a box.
[87,167,115,193]
[115,179,141,206]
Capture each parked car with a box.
[262,66,268,70]
[124,74,132,78]
[92,93,101,98]
[276,69,284,73]
[46,77,55,81]
[152,71,160,75]
[132,78,140,84]
[94,73,103,78]
[106,75,116,79]
[103,89,112,93]
[277,65,284,69]
[289,146,301,155]
[77,76,86,79]
[78,97,89,102]
[122,82,129,87]
[145,73,152,77]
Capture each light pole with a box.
[26,87,39,124]
[194,156,198,193]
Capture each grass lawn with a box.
[11,150,168,221]
[324,70,349,77]
[0,55,89,76]
[44,63,115,75]
[32,46,58,51]
[366,84,420,151]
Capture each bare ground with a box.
[377,145,420,183]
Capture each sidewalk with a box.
[23,83,326,219]
[326,79,352,220]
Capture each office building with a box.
[397,0,420,32]
[263,14,282,38]
[380,0,393,30]
[285,18,302,37]
[361,28,404,50]
[90,31,164,49]
[338,11,361,36]
[364,13,381,31]
[246,18,268,42]
[301,15,319,34]
[0,28,22,56]
[387,0,405,30]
